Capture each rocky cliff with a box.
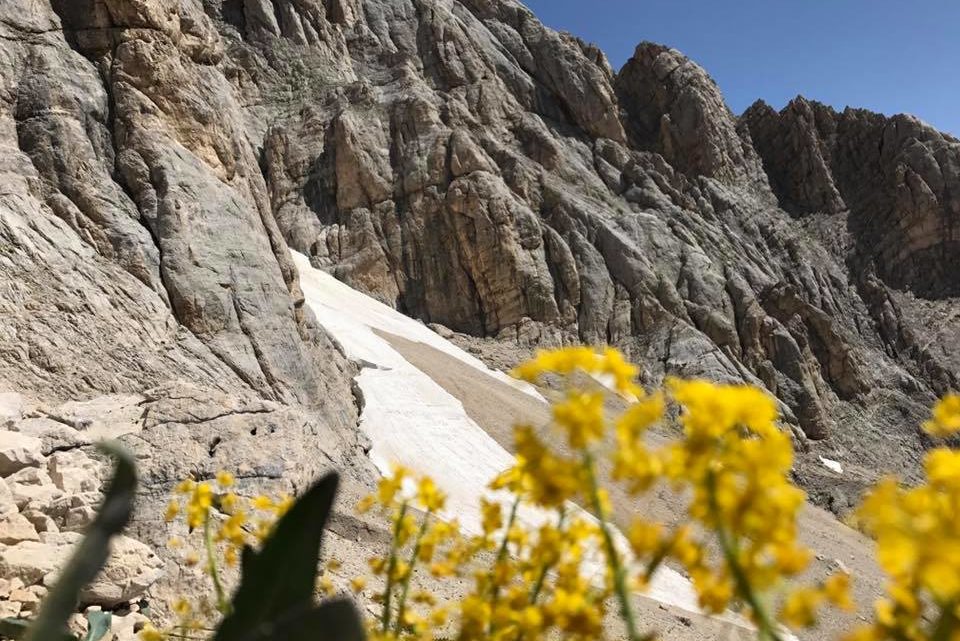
[2,0,959,627]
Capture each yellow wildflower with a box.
[627,520,664,556]
[547,588,602,637]
[416,476,446,512]
[164,499,180,523]
[552,390,605,449]
[220,492,238,514]
[186,482,213,529]
[274,494,294,516]
[781,587,824,628]
[480,499,502,536]
[173,479,195,495]
[218,511,247,546]
[513,425,581,507]
[317,574,334,595]
[599,346,642,396]
[823,573,855,611]
[355,494,375,513]
[138,624,166,641]
[172,597,191,617]
[429,606,449,627]
[923,393,960,437]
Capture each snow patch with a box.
[294,251,745,623]
[819,456,844,474]
[292,252,541,400]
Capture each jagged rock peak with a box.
[741,96,847,216]
[615,42,772,195]
[743,94,960,298]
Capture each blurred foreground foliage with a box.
[5,347,960,641]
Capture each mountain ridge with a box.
[1,0,958,632]
[3,0,958,498]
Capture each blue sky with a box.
[522,1,959,136]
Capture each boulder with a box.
[20,508,59,535]
[9,584,46,611]
[110,611,150,641]
[6,468,63,511]
[0,600,20,618]
[47,450,100,494]
[0,513,40,544]
[0,431,43,476]
[13,418,89,455]
[0,393,24,423]
[0,532,78,585]
[0,576,24,598]
[0,478,16,516]
[79,536,164,608]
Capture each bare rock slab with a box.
[0,431,43,476]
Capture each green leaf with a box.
[0,618,30,640]
[214,472,342,641]
[81,611,111,641]
[1,617,74,640]
[23,443,136,641]
[231,599,365,641]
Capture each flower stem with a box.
[583,451,640,641]
[382,501,409,633]
[203,514,229,615]
[528,506,567,605]
[930,603,958,641]
[393,511,432,636]
[487,496,521,637]
[705,470,783,641]
[495,497,521,567]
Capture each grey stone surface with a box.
[0,0,959,631]
[744,97,960,299]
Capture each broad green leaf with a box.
[214,472,342,641]
[230,599,365,641]
[0,616,73,640]
[23,443,136,641]
[81,611,111,641]
[0,618,71,641]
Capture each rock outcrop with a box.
[0,415,163,618]
[744,97,960,299]
[616,42,772,194]
[1,0,959,625]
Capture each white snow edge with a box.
[819,456,844,474]
[294,251,773,633]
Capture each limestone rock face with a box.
[1,0,370,620]
[743,97,960,299]
[616,43,772,194]
[0,0,959,624]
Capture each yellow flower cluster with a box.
[147,347,960,641]
[923,392,960,437]
[357,466,465,639]
[663,379,818,618]
[359,348,854,641]
[144,472,298,640]
[513,346,642,398]
[360,461,610,641]
[515,348,852,635]
[849,395,960,641]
